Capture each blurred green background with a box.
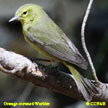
[0,0,108,108]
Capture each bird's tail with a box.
[64,62,97,102]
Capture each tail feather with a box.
[64,62,97,102]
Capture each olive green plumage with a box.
[9,4,95,101]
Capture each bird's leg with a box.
[30,57,51,62]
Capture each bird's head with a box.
[9,4,42,24]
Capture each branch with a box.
[81,0,99,83]
[0,48,108,105]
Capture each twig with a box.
[81,0,99,83]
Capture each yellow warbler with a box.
[9,4,94,101]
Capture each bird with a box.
[9,4,94,101]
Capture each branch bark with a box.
[0,48,108,105]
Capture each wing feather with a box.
[25,14,88,69]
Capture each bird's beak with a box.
[9,16,20,22]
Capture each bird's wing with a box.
[25,17,87,69]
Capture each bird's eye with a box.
[23,11,27,15]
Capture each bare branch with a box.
[81,0,99,83]
[0,47,108,105]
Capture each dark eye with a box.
[23,11,27,15]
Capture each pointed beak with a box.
[9,16,20,22]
